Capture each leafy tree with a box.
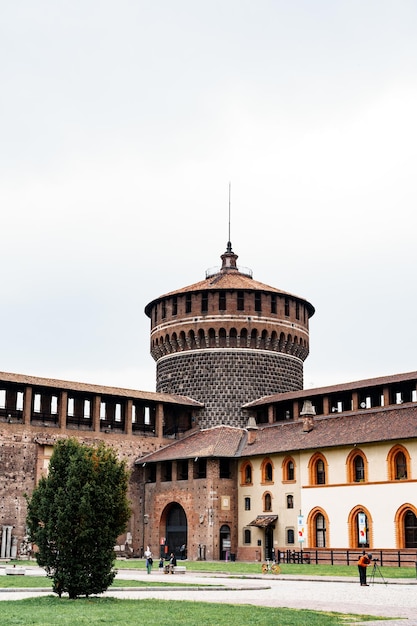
[26,438,131,599]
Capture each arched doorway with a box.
[165,503,187,559]
[220,524,231,560]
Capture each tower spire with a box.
[222,182,238,270]
[227,181,232,253]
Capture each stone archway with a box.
[163,503,188,560]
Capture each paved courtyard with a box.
[1,567,417,624]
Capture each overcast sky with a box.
[1,1,417,393]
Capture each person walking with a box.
[144,545,153,574]
[358,550,371,586]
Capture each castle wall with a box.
[0,422,163,557]
[142,459,238,561]
[157,350,303,428]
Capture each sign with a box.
[358,513,367,544]
[297,515,305,543]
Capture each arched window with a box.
[208,328,216,348]
[244,529,251,544]
[240,462,253,485]
[404,510,417,548]
[394,504,417,548]
[286,494,294,509]
[348,506,372,549]
[188,330,197,349]
[244,497,251,511]
[388,445,411,480]
[263,492,272,512]
[240,328,248,348]
[198,329,206,348]
[286,528,295,544]
[307,507,329,548]
[346,449,368,483]
[282,456,296,482]
[219,328,227,347]
[261,458,274,483]
[308,453,328,485]
[315,513,326,547]
[229,328,238,347]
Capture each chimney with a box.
[246,416,258,444]
[300,400,316,432]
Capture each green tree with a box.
[26,438,131,599]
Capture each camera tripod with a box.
[369,558,387,586]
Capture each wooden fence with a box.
[277,548,417,568]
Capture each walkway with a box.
[1,567,416,624]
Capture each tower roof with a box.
[145,243,315,318]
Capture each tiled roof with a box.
[241,403,417,456]
[0,371,203,407]
[145,271,315,317]
[249,515,278,527]
[136,403,417,463]
[136,425,246,463]
[243,370,417,407]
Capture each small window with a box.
[34,394,41,413]
[201,291,208,313]
[237,291,245,311]
[244,497,251,511]
[354,456,365,482]
[295,302,300,319]
[244,529,251,544]
[316,459,325,484]
[219,292,226,310]
[193,458,207,479]
[177,460,188,481]
[287,495,294,509]
[162,301,166,318]
[395,452,407,479]
[284,298,290,317]
[287,528,295,544]
[219,458,231,479]
[283,457,296,481]
[186,294,192,313]
[172,296,178,316]
[255,292,262,312]
[264,493,272,512]
[162,461,172,482]
[271,294,277,314]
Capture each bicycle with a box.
[261,559,280,574]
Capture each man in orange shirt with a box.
[358,551,371,586]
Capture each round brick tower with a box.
[144,243,315,429]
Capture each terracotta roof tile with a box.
[136,425,246,463]
[136,403,417,463]
[145,271,315,317]
[241,404,417,456]
[243,370,417,407]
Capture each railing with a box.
[277,548,417,568]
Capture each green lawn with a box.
[0,596,384,625]
[5,558,416,579]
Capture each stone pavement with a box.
[1,566,417,624]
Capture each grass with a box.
[113,558,416,579]
[5,558,416,579]
[0,576,203,589]
[0,596,385,625]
